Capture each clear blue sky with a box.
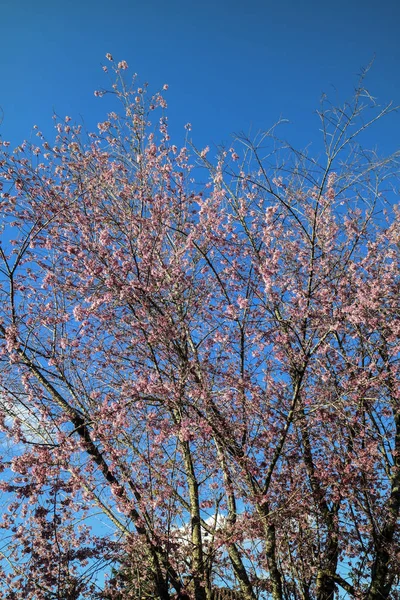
[1,0,399,156]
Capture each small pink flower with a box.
[163,84,168,90]
[5,325,18,352]
[225,304,238,319]
[98,121,111,133]
[105,53,113,61]
[118,60,128,70]
[148,143,157,156]
[73,305,84,321]
[237,296,249,309]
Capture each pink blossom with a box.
[98,121,111,132]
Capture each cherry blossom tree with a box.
[0,57,399,599]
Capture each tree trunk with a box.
[367,414,400,600]
[182,439,210,600]
[258,503,283,600]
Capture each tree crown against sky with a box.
[0,58,399,600]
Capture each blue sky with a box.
[1,0,399,157]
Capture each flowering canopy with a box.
[0,58,399,600]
